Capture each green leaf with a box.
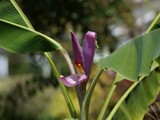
[0,0,62,53]
[99,29,160,81]
[0,19,62,53]
[0,0,31,27]
[111,71,160,120]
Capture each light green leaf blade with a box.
[100,29,160,81]
[0,19,62,53]
[112,71,160,120]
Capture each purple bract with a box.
[60,31,96,87]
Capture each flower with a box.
[60,31,96,87]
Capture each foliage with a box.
[0,0,160,120]
[100,29,160,80]
[112,71,160,120]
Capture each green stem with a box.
[75,85,84,110]
[44,52,77,118]
[80,68,104,120]
[146,13,160,33]
[106,81,140,120]
[97,75,118,120]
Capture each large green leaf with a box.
[0,0,30,27]
[0,0,62,53]
[0,19,62,53]
[99,29,160,81]
[111,71,160,120]
[100,14,160,120]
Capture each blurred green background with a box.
[0,0,159,120]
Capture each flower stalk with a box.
[81,68,104,120]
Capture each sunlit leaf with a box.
[100,29,160,81]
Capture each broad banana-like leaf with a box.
[0,0,62,53]
[0,0,30,27]
[0,19,62,53]
[99,29,160,81]
[111,71,160,120]
[101,14,160,120]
